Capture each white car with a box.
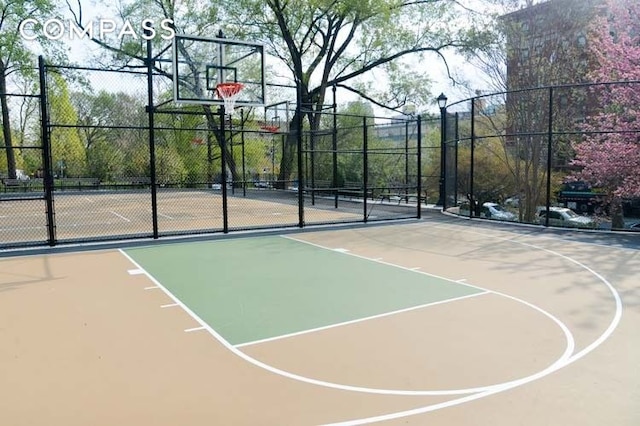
[537,206,596,228]
[481,202,517,221]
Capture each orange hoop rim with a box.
[260,124,280,133]
[216,82,244,98]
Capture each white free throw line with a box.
[110,211,131,222]
[161,303,179,308]
[185,326,206,333]
[128,269,144,275]
[235,291,490,348]
[144,286,158,290]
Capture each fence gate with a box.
[0,58,50,249]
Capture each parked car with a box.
[254,180,272,189]
[504,196,521,208]
[537,206,597,229]
[481,202,517,221]
[626,221,640,231]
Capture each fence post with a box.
[454,113,459,207]
[332,84,338,208]
[241,109,247,197]
[145,36,159,239]
[220,108,229,233]
[39,56,56,246]
[416,115,422,219]
[405,121,409,204]
[469,99,476,218]
[436,93,447,207]
[296,81,305,228]
[363,116,369,222]
[545,86,554,227]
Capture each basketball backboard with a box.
[172,34,265,107]
[264,101,292,133]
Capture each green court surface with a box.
[125,236,482,345]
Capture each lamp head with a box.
[437,93,448,109]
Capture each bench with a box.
[340,180,374,199]
[378,187,427,205]
[55,177,101,190]
[2,178,44,192]
[122,177,151,185]
[109,177,152,189]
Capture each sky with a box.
[25,0,511,118]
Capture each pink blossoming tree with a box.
[572,0,640,229]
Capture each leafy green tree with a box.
[48,73,85,177]
[155,144,187,184]
[73,90,149,180]
[222,0,492,187]
[1,0,66,178]
[68,0,492,189]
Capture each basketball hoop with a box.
[260,124,280,134]
[216,82,244,115]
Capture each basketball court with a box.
[1,216,638,425]
[1,27,638,426]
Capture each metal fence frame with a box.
[0,57,426,250]
[440,81,640,229]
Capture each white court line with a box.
[235,292,490,348]
[143,286,158,290]
[110,211,131,222]
[161,303,178,308]
[410,267,421,271]
[118,244,576,398]
[128,269,144,275]
[283,236,485,294]
[321,224,623,425]
[84,197,94,203]
[158,212,174,220]
[185,326,206,333]
[456,278,467,283]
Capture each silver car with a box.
[538,206,597,228]
[481,202,517,221]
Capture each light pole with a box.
[436,93,448,207]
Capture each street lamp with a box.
[436,93,448,207]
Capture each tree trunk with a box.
[610,196,624,230]
[202,106,238,185]
[0,62,17,179]
[277,108,303,190]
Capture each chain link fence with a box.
[443,82,640,231]
[1,59,425,250]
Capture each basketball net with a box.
[216,82,244,115]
